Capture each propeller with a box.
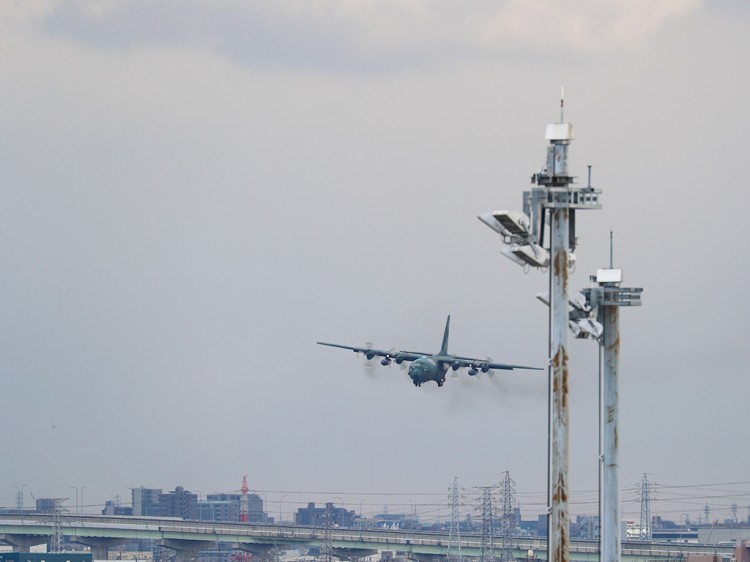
[356,342,374,360]
[390,351,410,372]
[481,356,495,378]
[357,342,377,377]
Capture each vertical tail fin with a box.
[440,315,451,355]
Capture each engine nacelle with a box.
[468,368,478,376]
[395,355,405,364]
[481,364,491,373]
[381,358,391,366]
[366,352,376,360]
[451,361,461,371]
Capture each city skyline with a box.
[7,477,749,527]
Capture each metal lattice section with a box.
[638,474,653,541]
[320,503,333,562]
[447,477,463,562]
[583,286,643,308]
[477,487,496,562]
[52,499,64,552]
[529,186,602,210]
[499,472,516,562]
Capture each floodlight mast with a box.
[480,100,602,562]
[582,265,642,562]
[539,115,576,562]
[532,120,602,562]
[601,287,621,562]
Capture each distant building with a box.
[373,513,418,531]
[159,486,198,520]
[519,516,540,536]
[512,506,522,530]
[197,493,267,523]
[247,493,267,523]
[653,515,680,530]
[35,498,61,513]
[537,514,548,537]
[296,503,355,528]
[572,515,600,540]
[207,493,242,503]
[102,500,133,516]
[198,499,238,522]
[697,524,750,544]
[132,487,162,517]
[626,519,653,540]
[199,494,240,523]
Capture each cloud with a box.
[0,0,58,26]
[474,0,701,54]
[1,0,702,71]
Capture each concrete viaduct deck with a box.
[0,514,734,562]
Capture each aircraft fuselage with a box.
[408,356,448,387]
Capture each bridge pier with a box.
[233,543,278,556]
[160,539,215,562]
[405,554,444,562]
[331,548,379,561]
[72,536,128,559]
[0,534,48,552]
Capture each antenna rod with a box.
[609,230,614,269]
[560,86,565,122]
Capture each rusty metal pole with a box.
[545,118,573,562]
[594,270,641,562]
[601,302,620,562]
[549,206,570,562]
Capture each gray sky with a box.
[1,0,748,524]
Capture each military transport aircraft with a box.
[318,316,542,388]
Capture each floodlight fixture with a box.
[569,291,590,312]
[537,290,602,340]
[509,243,549,268]
[569,318,603,340]
[490,210,531,236]
[499,245,528,267]
[477,212,508,235]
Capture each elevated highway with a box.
[0,514,735,562]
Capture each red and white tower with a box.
[240,476,249,523]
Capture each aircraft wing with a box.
[400,350,434,357]
[451,355,543,371]
[317,342,423,363]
